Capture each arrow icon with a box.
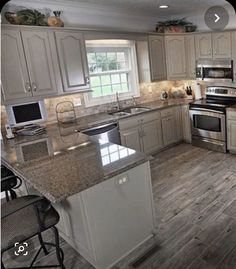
[214,13,220,22]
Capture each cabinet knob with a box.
[25,82,31,93]
[32,82,37,91]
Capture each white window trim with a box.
[84,40,140,107]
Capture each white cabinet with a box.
[173,106,183,141]
[181,105,192,143]
[212,32,231,59]
[142,117,163,153]
[55,162,155,269]
[227,110,236,153]
[231,31,236,82]
[1,28,61,102]
[55,31,89,92]
[161,108,177,146]
[119,111,163,154]
[1,29,32,101]
[148,35,167,81]
[195,33,212,60]
[120,127,142,152]
[165,35,187,79]
[185,35,196,78]
[21,30,60,97]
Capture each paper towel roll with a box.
[194,82,202,100]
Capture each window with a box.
[84,40,139,107]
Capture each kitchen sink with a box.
[110,111,130,117]
[122,106,151,114]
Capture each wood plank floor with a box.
[3,144,236,269]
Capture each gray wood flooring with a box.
[3,144,236,269]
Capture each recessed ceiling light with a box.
[159,5,169,9]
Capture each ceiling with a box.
[59,0,231,17]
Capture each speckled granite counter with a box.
[1,124,149,203]
[227,104,236,111]
[72,98,191,131]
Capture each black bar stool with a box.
[1,165,22,201]
[1,195,65,269]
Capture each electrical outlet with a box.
[73,97,82,107]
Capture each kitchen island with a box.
[1,124,156,269]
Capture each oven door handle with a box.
[190,107,225,114]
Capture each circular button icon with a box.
[204,6,229,30]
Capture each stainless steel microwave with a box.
[196,59,234,82]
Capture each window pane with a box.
[101,75,111,85]
[90,76,100,87]
[118,61,127,70]
[112,84,122,93]
[89,64,97,74]
[107,52,116,61]
[102,85,112,96]
[122,83,129,92]
[92,87,102,97]
[111,74,120,84]
[96,53,107,72]
[117,52,125,61]
[120,73,128,83]
[87,53,96,63]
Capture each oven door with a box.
[189,108,226,141]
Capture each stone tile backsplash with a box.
[1,80,202,126]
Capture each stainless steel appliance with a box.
[81,123,121,145]
[196,60,234,82]
[190,86,236,153]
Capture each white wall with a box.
[2,0,236,31]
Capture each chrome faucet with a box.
[116,92,121,110]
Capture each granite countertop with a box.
[1,98,190,203]
[227,105,236,111]
[73,98,192,131]
[1,124,149,203]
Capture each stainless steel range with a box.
[189,86,236,153]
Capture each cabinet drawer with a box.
[227,110,236,120]
[161,108,174,118]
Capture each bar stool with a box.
[1,165,22,201]
[1,195,65,269]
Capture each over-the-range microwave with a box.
[196,59,234,82]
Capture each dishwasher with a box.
[81,123,121,145]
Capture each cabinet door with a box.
[120,127,142,152]
[165,35,187,79]
[232,31,236,82]
[227,120,236,152]
[21,30,59,97]
[185,35,196,78]
[195,33,212,60]
[1,29,32,101]
[181,105,192,143]
[174,106,183,141]
[148,35,167,81]
[212,32,231,59]
[55,31,89,92]
[162,116,176,146]
[142,119,163,154]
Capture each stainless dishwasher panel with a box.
[81,123,121,145]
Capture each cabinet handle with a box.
[25,82,31,93]
[32,82,37,92]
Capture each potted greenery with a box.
[156,18,197,33]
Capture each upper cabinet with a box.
[148,35,167,81]
[195,33,212,60]
[231,31,236,82]
[2,27,62,103]
[55,31,89,92]
[1,29,32,101]
[165,35,187,79]
[21,30,61,97]
[185,35,196,79]
[212,32,231,59]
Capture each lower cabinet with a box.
[181,105,192,143]
[120,106,186,154]
[227,110,236,153]
[119,111,163,154]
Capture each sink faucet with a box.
[132,96,137,106]
[116,92,121,110]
